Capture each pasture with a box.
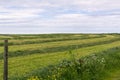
[0,34,120,80]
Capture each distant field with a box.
[0,34,120,80]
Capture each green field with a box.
[0,34,120,80]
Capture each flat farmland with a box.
[0,34,120,80]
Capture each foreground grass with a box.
[1,40,120,79]
[23,47,120,80]
[104,70,120,80]
[0,34,120,80]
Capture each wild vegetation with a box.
[0,34,120,80]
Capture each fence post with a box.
[3,40,8,80]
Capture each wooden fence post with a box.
[3,40,8,80]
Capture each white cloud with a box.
[0,0,120,33]
[73,0,120,11]
[48,0,120,11]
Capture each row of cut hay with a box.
[0,34,105,46]
[0,35,118,59]
[1,39,120,79]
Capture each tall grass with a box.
[22,47,120,80]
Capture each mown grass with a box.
[0,39,120,79]
[0,35,118,59]
[0,34,120,80]
[0,34,105,46]
[0,34,88,40]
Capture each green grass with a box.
[0,34,120,80]
[2,39,120,79]
[104,70,120,80]
[11,46,120,80]
[0,34,105,46]
[0,35,118,59]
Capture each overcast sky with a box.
[0,0,120,34]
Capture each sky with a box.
[0,0,120,34]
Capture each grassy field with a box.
[0,34,120,80]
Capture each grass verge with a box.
[21,47,120,80]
